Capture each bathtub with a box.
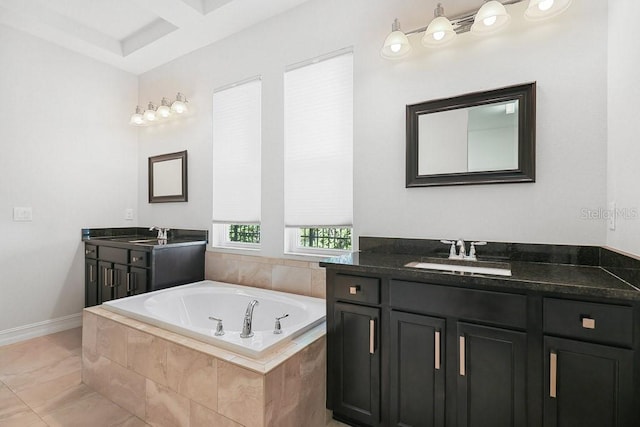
[101,280,325,358]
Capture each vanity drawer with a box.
[130,251,148,267]
[544,298,633,347]
[390,280,527,329]
[98,246,128,264]
[333,274,380,305]
[84,244,97,259]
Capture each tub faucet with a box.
[240,300,259,338]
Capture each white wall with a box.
[0,24,138,334]
[137,0,608,257]
[607,0,640,256]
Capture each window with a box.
[212,78,261,248]
[284,50,353,254]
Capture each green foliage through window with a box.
[299,228,352,250]
[228,225,260,244]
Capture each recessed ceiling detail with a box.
[0,0,312,74]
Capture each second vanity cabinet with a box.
[325,269,639,427]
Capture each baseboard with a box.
[0,312,83,346]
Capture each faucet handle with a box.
[274,314,289,335]
[441,240,458,259]
[471,241,487,246]
[467,242,487,261]
[208,316,225,336]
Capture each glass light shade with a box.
[524,0,572,21]
[157,97,172,118]
[171,93,189,114]
[380,19,411,59]
[422,16,456,47]
[129,106,146,126]
[471,1,511,34]
[143,102,157,121]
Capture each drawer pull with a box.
[581,317,596,329]
[435,330,441,370]
[85,249,95,255]
[459,336,465,376]
[369,319,375,354]
[349,285,360,295]
[550,352,557,398]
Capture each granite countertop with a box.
[82,227,208,249]
[320,251,640,302]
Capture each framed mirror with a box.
[148,150,188,203]
[406,82,536,187]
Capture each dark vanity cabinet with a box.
[542,299,635,427]
[83,230,206,307]
[325,268,639,427]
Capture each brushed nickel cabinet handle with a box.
[435,330,441,370]
[108,269,115,288]
[85,249,95,255]
[89,265,94,282]
[582,317,596,329]
[126,273,132,293]
[459,336,466,376]
[369,319,375,354]
[103,268,108,287]
[550,352,557,398]
[349,286,360,295]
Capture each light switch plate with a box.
[125,208,134,221]
[13,207,33,222]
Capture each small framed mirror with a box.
[406,82,536,187]
[148,150,188,203]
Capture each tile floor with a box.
[0,328,348,427]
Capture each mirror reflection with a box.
[418,100,519,175]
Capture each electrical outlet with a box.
[125,208,134,221]
[13,207,33,222]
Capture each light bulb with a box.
[129,106,146,126]
[157,97,172,119]
[538,0,554,11]
[433,31,445,41]
[171,93,189,114]
[390,43,402,53]
[483,15,497,26]
[143,102,157,121]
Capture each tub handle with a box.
[274,314,289,334]
[208,317,225,336]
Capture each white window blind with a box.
[284,51,353,227]
[212,78,261,224]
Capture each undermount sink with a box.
[405,257,512,277]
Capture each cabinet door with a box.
[114,264,129,299]
[98,261,115,303]
[332,302,381,426]
[543,336,634,427]
[85,259,98,307]
[457,323,527,427]
[129,267,148,296]
[390,311,445,427]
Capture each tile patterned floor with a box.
[0,328,350,427]
[0,328,147,427]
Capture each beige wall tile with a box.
[166,343,217,412]
[127,329,168,387]
[82,310,98,356]
[311,269,327,299]
[283,259,311,269]
[238,261,272,289]
[217,360,264,427]
[272,265,312,296]
[190,401,242,427]
[82,352,145,419]
[205,255,239,283]
[96,316,128,366]
[145,380,190,427]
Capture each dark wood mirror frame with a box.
[148,150,188,203]
[406,82,536,187]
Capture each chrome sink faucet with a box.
[441,239,487,261]
[149,226,170,240]
[240,300,259,338]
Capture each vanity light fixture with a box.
[143,102,157,122]
[381,0,573,60]
[129,92,191,126]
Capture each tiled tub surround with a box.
[205,252,327,299]
[82,307,327,427]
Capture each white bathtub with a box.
[102,280,326,358]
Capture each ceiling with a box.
[0,0,312,75]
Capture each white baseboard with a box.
[0,312,83,346]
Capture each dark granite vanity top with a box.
[82,227,208,250]
[320,237,640,302]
